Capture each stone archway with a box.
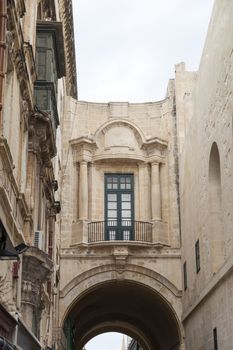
[59,264,184,350]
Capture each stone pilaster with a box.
[78,160,88,220]
[151,161,161,221]
[138,162,150,221]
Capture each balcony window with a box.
[88,174,152,243]
[36,35,58,92]
[36,21,65,80]
[105,174,134,241]
[34,21,66,132]
[34,81,59,133]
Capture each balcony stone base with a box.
[71,220,89,245]
[152,220,169,245]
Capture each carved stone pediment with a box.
[96,120,143,151]
[70,120,168,163]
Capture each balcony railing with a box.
[88,220,153,243]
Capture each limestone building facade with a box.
[59,95,183,350]
[0,0,76,349]
[0,0,233,350]
[177,1,233,349]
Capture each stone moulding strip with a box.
[60,263,182,299]
[182,253,233,322]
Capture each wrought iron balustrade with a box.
[88,220,152,243]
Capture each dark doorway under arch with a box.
[63,281,181,350]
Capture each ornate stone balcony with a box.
[22,246,53,284]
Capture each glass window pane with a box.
[123,230,130,240]
[38,51,46,65]
[122,210,131,218]
[37,36,47,47]
[126,177,131,183]
[121,194,131,201]
[108,210,117,218]
[120,184,126,189]
[108,194,117,201]
[108,202,117,209]
[112,183,118,189]
[107,183,113,189]
[122,220,131,226]
[122,202,131,209]
[108,220,117,226]
[126,183,131,189]
[109,231,116,240]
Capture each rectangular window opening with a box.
[195,239,200,273]
[213,328,218,350]
[183,261,187,290]
[105,174,134,241]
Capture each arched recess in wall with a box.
[208,142,225,273]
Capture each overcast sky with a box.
[73,0,214,103]
[72,0,214,348]
[85,332,124,350]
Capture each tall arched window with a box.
[208,142,224,273]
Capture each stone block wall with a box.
[178,0,233,348]
[60,97,181,249]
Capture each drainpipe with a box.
[0,0,7,136]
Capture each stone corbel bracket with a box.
[29,111,57,164]
[142,137,168,163]
[70,136,97,162]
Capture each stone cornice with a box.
[70,137,97,162]
[141,136,168,151]
[70,134,167,164]
[60,245,181,259]
[59,0,77,98]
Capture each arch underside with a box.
[61,266,183,350]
